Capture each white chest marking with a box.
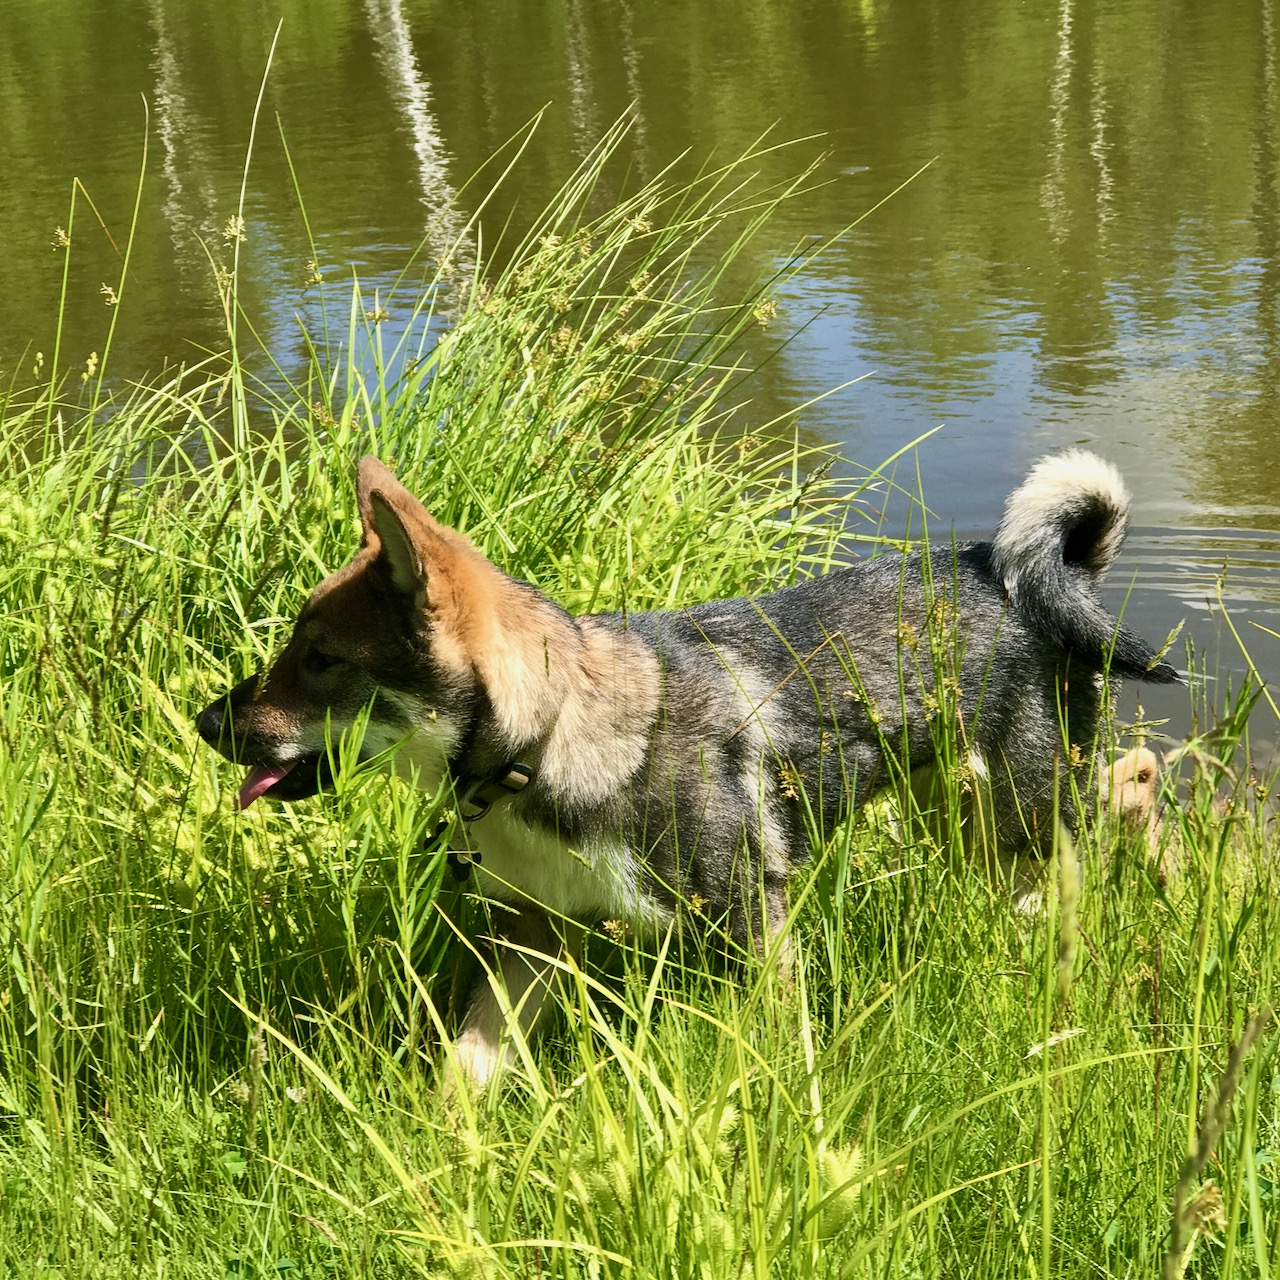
[468,807,672,934]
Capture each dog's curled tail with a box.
[991,450,1179,683]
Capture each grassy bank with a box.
[0,138,1277,1278]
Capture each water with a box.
[3,0,1279,748]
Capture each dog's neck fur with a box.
[452,567,581,750]
[440,580,661,812]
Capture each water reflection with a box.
[364,0,468,261]
[149,0,220,282]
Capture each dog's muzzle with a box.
[196,675,259,751]
[196,676,333,807]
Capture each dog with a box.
[1102,744,1175,884]
[197,450,1178,1084]
[1105,746,1162,840]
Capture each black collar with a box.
[438,758,537,883]
[437,693,539,880]
[445,690,540,820]
[456,760,537,822]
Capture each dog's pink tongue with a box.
[237,763,296,810]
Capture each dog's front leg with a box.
[450,909,580,1089]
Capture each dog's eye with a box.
[303,647,340,676]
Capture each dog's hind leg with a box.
[451,909,582,1090]
[761,880,794,978]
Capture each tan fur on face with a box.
[1102,745,1181,884]
[354,457,494,682]
[355,458,661,765]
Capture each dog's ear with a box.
[356,456,427,597]
[369,492,425,596]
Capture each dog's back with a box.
[567,451,1179,935]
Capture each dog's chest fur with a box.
[469,809,673,933]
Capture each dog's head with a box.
[196,456,492,808]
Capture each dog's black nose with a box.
[197,674,263,748]
[197,696,228,746]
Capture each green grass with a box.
[0,130,1278,1279]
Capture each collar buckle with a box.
[442,762,538,880]
[458,761,537,823]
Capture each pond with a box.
[3,0,1278,749]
